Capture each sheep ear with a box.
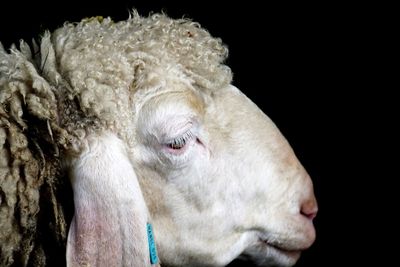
[66,134,158,266]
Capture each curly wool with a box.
[0,10,232,266]
[50,12,232,148]
[0,40,71,266]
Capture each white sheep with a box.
[0,11,317,267]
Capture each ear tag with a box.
[147,223,159,265]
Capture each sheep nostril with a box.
[300,198,318,221]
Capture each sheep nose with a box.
[300,196,318,221]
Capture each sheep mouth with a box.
[260,239,302,259]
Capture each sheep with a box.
[0,10,317,267]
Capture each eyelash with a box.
[166,131,194,150]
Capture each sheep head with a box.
[0,11,317,267]
[54,13,317,267]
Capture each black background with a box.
[0,1,380,266]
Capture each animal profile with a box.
[0,10,317,266]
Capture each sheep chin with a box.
[238,241,302,267]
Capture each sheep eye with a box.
[168,140,185,150]
[166,131,194,150]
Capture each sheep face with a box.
[37,14,317,266]
[133,82,317,266]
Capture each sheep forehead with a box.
[132,73,205,129]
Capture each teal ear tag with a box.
[147,223,159,265]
